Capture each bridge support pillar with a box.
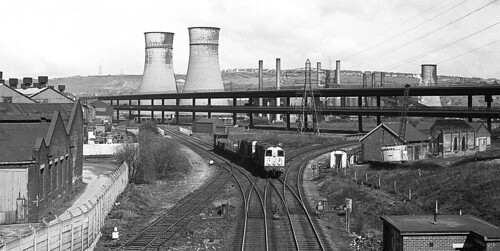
[175,111,179,124]
[161,99,165,123]
[116,109,120,121]
[208,98,211,119]
[486,94,492,130]
[358,96,363,132]
[376,96,381,125]
[232,98,237,126]
[286,113,291,130]
[249,114,254,128]
[468,95,473,122]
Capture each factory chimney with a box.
[184,27,224,92]
[335,60,341,85]
[139,32,177,93]
[419,64,441,106]
[9,78,18,88]
[317,62,321,87]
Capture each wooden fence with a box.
[0,162,129,251]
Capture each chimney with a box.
[380,72,385,87]
[371,72,376,87]
[316,62,321,86]
[38,76,48,87]
[276,58,281,90]
[139,32,177,93]
[363,72,369,88]
[335,60,341,85]
[258,60,263,90]
[0,71,3,84]
[23,77,33,88]
[47,85,54,89]
[34,83,41,89]
[57,85,66,92]
[9,78,18,88]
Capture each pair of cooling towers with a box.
[139,27,224,99]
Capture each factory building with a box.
[0,112,72,224]
[381,215,500,251]
[0,101,85,224]
[88,99,114,124]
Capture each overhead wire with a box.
[375,20,500,71]
[342,0,451,61]
[347,0,499,69]
[343,0,459,61]
[437,38,500,65]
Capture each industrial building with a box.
[0,101,85,224]
[88,99,114,124]
[381,215,500,251]
[359,122,430,162]
[0,83,35,103]
[417,119,481,158]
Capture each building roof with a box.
[195,118,224,124]
[468,122,488,132]
[381,215,500,241]
[0,103,73,123]
[16,87,74,102]
[431,119,474,131]
[0,122,50,162]
[89,99,111,108]
[360,122,429,143]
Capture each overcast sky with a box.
[1,0,499,79]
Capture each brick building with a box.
[0,101,84,224]
[0,83,35,103]
[0,112,72,224]
[417,119,477,158]
[359,122,430,162]
[381,215,500,251]
[469,122,491,152]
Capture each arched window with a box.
[453,137,458,152]
[462,136,467,151]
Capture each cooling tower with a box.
[418,64,442,106]
[139,32,177,93]
[184,27,224,91]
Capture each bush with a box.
[115,128,191,184]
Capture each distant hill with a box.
[49,70,499,98]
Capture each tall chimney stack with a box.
[335,60,340,85]
[184,27,224,92]
[258,60,263,90]
[362,72,368,88]
[276,58,282,121]
[140,32,177,93]
[371,72,376,87]
[317,62,321,87]
[380,72,385,87]
[23,77,33,88]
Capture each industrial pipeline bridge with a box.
[88,85,500,131]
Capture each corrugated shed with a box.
[0,123,49,162]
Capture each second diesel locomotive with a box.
[213,133,285,178]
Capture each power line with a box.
[343,0,464,62]
[437,38,500,64]
[348,0,499,69]
[377,20,500,71]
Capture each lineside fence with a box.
[0,162,129,251]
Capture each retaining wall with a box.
[83,143,138,156]
[0,162,129,251]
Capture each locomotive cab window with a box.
[265,150,273,156]
[278,150,284,157]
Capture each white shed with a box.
[330,150,348,168]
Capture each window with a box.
[278,150,284,157]
[2,97,12,103]
[461,136,467,151]
[265,150,272,156]
[453,137,458,152]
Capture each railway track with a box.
[124,126,358,251]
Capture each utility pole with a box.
[298,59,320,135]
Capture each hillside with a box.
[48,70,499,99]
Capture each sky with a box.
[0,0,499,79]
